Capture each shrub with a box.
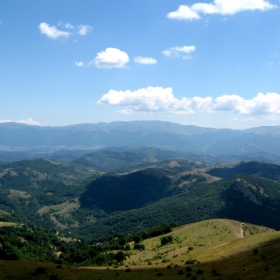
[196,269,204,275]
[178,269,184,275]
[161,235,173,246]
[49,274,58,280]
[211,269,219,276]
[185,259,197,264]
[134,243,145,251]
[35,267,47,274]
[125,244,131,251]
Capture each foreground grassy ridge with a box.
[0,219,279,279]
[1,234,280,279]
[124,219,274,267]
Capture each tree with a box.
[115,251,126,263]
[161,235,173,246]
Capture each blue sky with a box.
[1,0,280,129]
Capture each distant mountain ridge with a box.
[1,121,280,164]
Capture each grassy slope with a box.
[124,219,275,267]
[0,219,279,280]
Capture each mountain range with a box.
[1,121,280,164]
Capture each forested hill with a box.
[1,156,280,238]
[207,161,280,181]
[79,168,175,213]
[78,174,280,239]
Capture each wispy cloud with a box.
[39,22,92,39]
[167,0,276,21]
[134,56,157,65]
[75,61,84,67]
[162,45,196,59]
[0,118,40,125]
[78,25,92,35]
[98,87,280,116]
[90,48,129,69]
[58,21,75,29]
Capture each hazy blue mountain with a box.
[0,121,245,151]
[1,121,280,163]
[71,147,208,172]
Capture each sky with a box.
[1,0,280,129]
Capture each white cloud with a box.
[16,118,41,125]
[167,5,201,20]
[214,92,280,114]
[78,25,92,35]
[98,86,212,114]
[167,0,276,20]
[92,48,129,69]
[0,118,40,125]
[75,61,84,67]
[134,56,157,65]
[39,22,70,39]
[162,45,196,59]
[39,22,92,39]
[98,88,280,116]
[0,119,12,123]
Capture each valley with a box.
[0,121,280,278]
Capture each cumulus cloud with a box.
[162,45,196,59]
[168,5,202,20]
[98,87,212,114]
[214,92,280,114]
[0,118,40,125]
[134,56,157,65]
[39,22,92,39]
[97,87,280,116]
[91,48,129,69]
[167,0,276,20]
